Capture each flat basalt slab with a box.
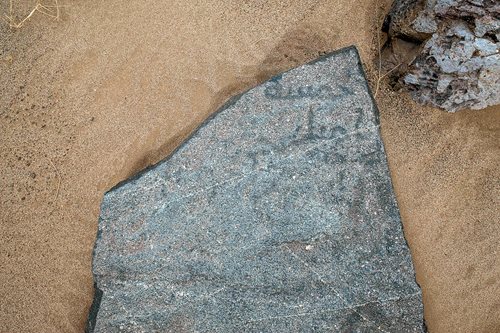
[89,46,424,332]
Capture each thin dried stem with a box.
[4,0,60,28]
[374,0,384,98]
[376,27,382,94]
[380,62,402,80]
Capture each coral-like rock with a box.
[386,0,500,112]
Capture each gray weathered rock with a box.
[386,0,500,112]
[88,46,424,332]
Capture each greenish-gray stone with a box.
[88,46,424,333]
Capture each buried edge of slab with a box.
[87,46,425,332]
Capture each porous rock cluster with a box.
[386,0,499,112]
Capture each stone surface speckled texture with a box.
[88,46,424,332]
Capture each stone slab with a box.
[88,46,424,332]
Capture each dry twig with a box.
[4,0,60,28]
[373,1,388,98]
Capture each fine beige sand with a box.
[1,1,499,332]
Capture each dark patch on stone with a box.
[85,283,103,333]
[89,46,424,332]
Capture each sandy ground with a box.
[0,0,499,332]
